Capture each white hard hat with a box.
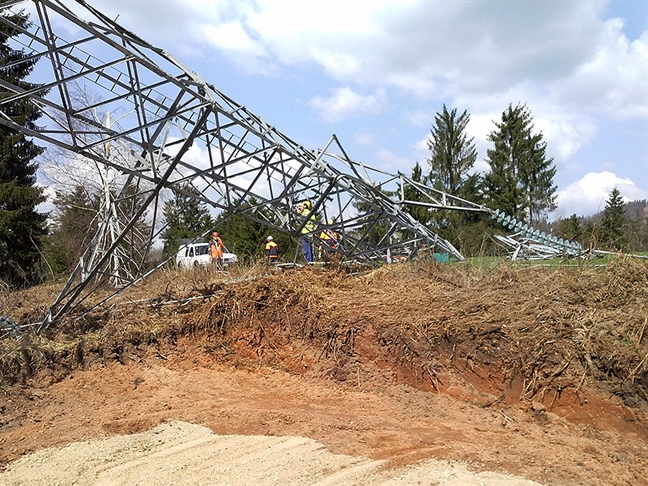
[267,236,273,241]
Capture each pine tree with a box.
[45,186,99,277]
[214,198,298,263]
[484,103,557,225]
[426,105,477,194]
[0,10,47,287]
[161,185,215,258]
[114,181,154,273]
[600,188,628,250]
[425,105,485,254]
[555,214,583,246]
[582,220,598,252]
[402,162,432,225]
[625,217,641,253]
[351,188,392,248]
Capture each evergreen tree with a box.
[215,213,268,259]
[425,105,485,254]
[625,217,641,253]
[402,162,432,225]
[426,105,477,194]
[45,185,99,277]
[398,162,434,246]
[43,178,154,282]
[582,220,598,252]
[484,103,557,225]
[635,202,648,252]
[622,200,647,252]
[351,187,393,249]
[114,181,154,273]
[600,188,628,250]
[0,10,47,287]
[161,185,215,258]
[215,198,298,263]
[555,214,583,246]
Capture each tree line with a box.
[1,10,645,289]
[407,104,646,257]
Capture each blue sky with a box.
[53,1,648,218]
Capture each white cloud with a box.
[92,2,646,144]
[414,136,428,155]
[353,130,375,147]
[100,2,632,94]
[375,149,414,175]
[36,184,56,216]
[534,113,597,163]
[555,171,647,218]
[465,113,494,150]
[308,87,387,122]
[555,21,648,120]
[222,1,623,103]
[201,22,265,58]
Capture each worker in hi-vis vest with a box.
[297,201,316,263]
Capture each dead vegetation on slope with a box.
[1,257,648,413]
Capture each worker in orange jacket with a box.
[320,219,338,255]
[209,231,224,267]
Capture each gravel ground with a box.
[2,420,543,485]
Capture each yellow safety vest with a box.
[300,207,316,234]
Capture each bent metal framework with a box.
[0,1,580,331]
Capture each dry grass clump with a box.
[1,257,647,409]
[457,258,648,405]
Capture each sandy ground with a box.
[1,349,645,486]
[1,420,543,485]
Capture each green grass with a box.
[461,252,636,268]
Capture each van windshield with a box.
[194,244,210,256]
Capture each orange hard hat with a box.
[212,232,218,237]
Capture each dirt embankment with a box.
[1,259,647,485]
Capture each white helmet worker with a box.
[267,236,273,241]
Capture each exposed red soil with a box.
[1,261,647,485]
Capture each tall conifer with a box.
[427,105,477,195]
[484,103,556,225]
[161,184,215,258]
[600,188,627,250]
[0,10,47,287]
[426,105,484,252]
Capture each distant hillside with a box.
[584,199,647,223]
[549,199,647,253]
[626,200,648,220]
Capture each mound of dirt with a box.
[1,259,647,485]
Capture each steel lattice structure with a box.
[1,0,495,330]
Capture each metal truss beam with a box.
[1,1,486,330]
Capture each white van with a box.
[176,241,238,269]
